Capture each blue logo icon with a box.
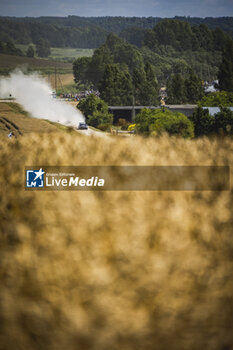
[26,168,45,188]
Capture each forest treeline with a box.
[1,16,232,84]
[0,16,232,48]
[73,32,206,106]
[73,19,233,96]
[0,18,107,48]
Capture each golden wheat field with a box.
[0,132,233,350]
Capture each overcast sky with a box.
[0,0,232,18]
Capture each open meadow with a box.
[16,45,94,62]
[0,125,233,349]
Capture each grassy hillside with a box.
[0,131,233,349]
[0,53,72,75]
[0,102,76,136]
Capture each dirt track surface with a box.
[0,115,22,136]
[0,102,59,136]
[76,127,107,137]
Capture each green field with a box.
[16,45,94,62]
[50,47,94,62]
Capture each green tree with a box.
[4,41,24,56]
[133,66,147,104]
[151,19,195,51]
[191,106,233,137]
[199,91,233,107]
[87,45,113,88]
[173,59,188,75]
[143,29,158,51]
[134,108,155,133]
[26,45,35,58]
[76,33,145,89]
[218,39,233,92]
[77,94,113,128]
[167,74,186,104]
[87,110,113,129]
[135,108,194,138]
[108,33,144,74]
[185,70,204,103]
[78,94,108,118]
[191,107,215,137]
[36,39,51,58]
[213,27,227,51]
[215,107,233,134]
[192,24,213,51]
[73,57,92,87]
[133,63,159,106]
[143,63,159,105]
[119,27,146,48]
[99,64,133,105]
[0,40,5,54]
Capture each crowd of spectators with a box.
[59,90,100,101]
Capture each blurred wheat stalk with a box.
[0,133,233,350]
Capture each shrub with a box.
[191,106,233,137]
[97,124,110,131]
[118,118,127,126]
[191,107,216,137]
[199,91,233,107]
[215,107,233,134]
[135,108,194,138]
[78,94,109,118]
[77,94,113,128]
[118,119,130,130]
[87,110,113,128]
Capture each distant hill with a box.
[0,16,232,48]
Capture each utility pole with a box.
[54,66,57,92]
[132,95,135,122]
[58,75,64,94]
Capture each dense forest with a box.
[0,18,108,48]
[139,19,230,81]
[1,16,233,105]
[73,19,232,96]
[0,40,24,56]
[73,32,206,105]
[0,16,232,48]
